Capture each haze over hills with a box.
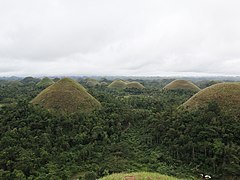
[163,80,201,92]
[182,82,240,115]
[32,78,101,113]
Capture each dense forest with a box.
[0,77,239,179]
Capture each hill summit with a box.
[182,82,240,114]
[163,80,200,92]
[32,78,101,113]
[36,77,54,88]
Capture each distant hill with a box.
[5,80,23,87]
[126,81,145,89]
[85,78,100,87]
[182,82,240,114]
[100,172,179,180]
[108,80,144,89]
[36,77,54,88]
[195,80,222,89]
[53,77,60,82]
[20,77,40,84]
[163,80,200,92]
[108,80,126,89]
[32,78,101,113]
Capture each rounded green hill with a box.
[21,76,40,84]
[163,80,200,92]
[31,78,101,113]
[36,77,54,88]
[182,82,240,114]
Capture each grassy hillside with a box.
[99,172,181,180]
[32,78,101,113]
[182,82,240,114]
[36,77,54,88]
[164,80,200,92]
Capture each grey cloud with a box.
[0,0,240,76]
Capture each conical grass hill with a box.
[108,80,127,89]
[108,80,145,89]
[126,81,145,89]
[32,78,101,113]
[182,82,240,115]
[36,77,54,88]
[163,80,200,92]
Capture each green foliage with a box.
[0,78,239,179]
[83,171,97,180]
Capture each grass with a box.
[182,82,240,114]
[108,80,144,89]
[163,80,200,92]
[32,78,101,113]
[99,172,185,180]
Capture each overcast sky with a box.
[0,0,240,77]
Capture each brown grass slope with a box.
[164,80,200,92]
[32,78,101,113]
[182,82,240,114]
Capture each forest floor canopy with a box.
[0,77,239,179]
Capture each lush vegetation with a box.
[0,78,239,179]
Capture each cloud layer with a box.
[0,0,240,76]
